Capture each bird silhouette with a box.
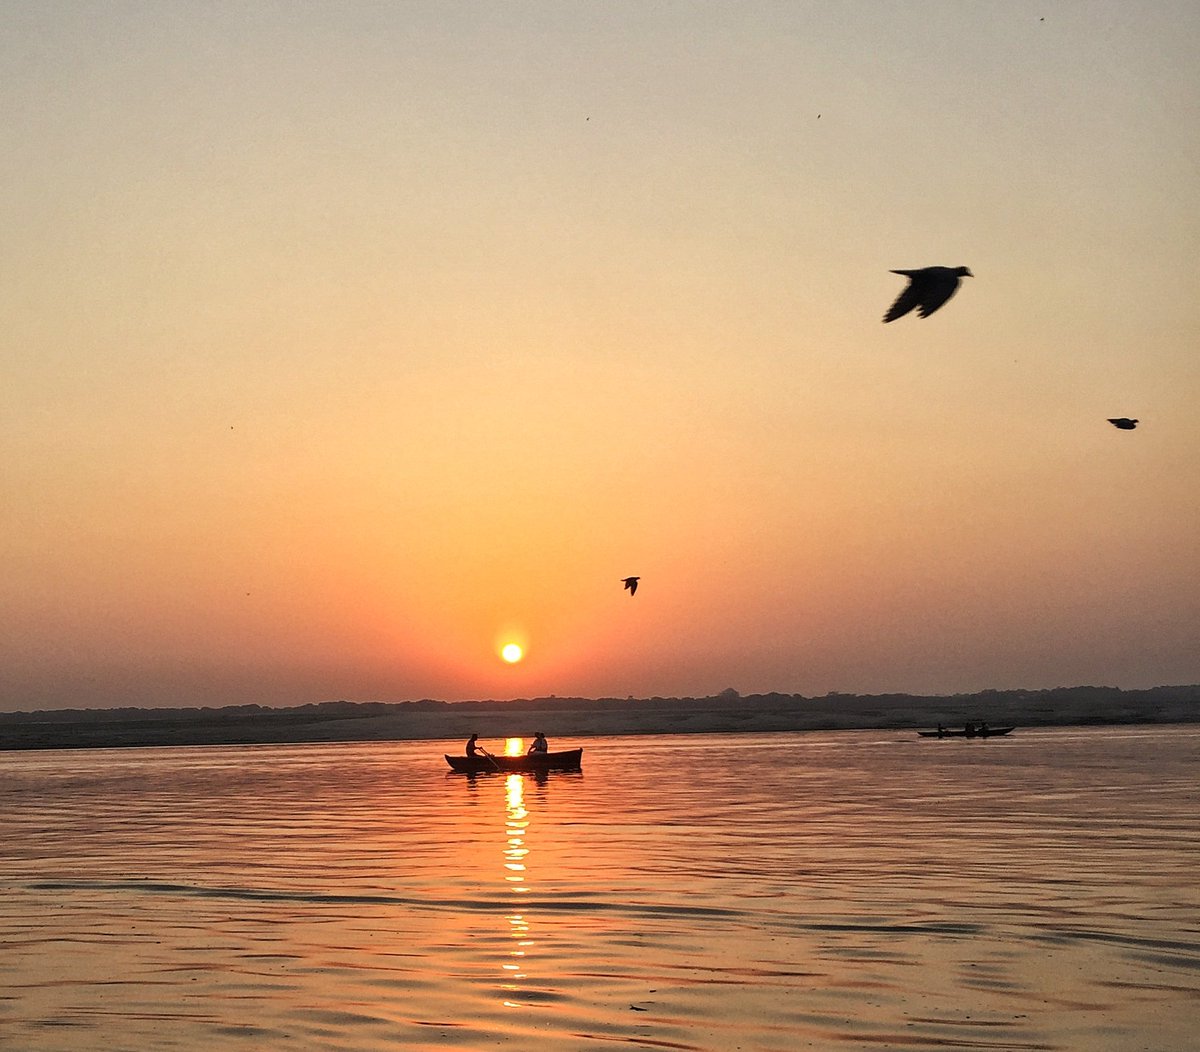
[622,576,640,596]
[883,266,973,322]
[1108,418,1138,430]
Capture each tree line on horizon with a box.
[2,683,1197,726]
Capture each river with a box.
[2,726,1197,1050]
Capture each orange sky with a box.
[3,3,1198,710]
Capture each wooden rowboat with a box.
[445,748,583,774]
[918,726,1015,738]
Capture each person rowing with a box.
[527,732,549,755]
[466,734,499,768]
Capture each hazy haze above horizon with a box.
[3,1,1198,711]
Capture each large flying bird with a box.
[883,266,973,322]
[622,576,640,596]
[1108,418,1138,430]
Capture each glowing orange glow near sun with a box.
[501,643,523,664]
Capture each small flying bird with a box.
[1108,418,1138,430]
[883,266,973,322]
[622,576,640,596]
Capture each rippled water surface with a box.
[2,726,1198,1050]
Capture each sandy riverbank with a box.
[2,684,1196,751]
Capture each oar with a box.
[479,748,500,771]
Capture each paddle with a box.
[478,748,500,771]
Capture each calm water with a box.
[1,726,1198,1051]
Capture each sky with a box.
[3,1,1198,711]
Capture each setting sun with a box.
[501,643,524,664]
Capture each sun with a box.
[501,643,524,664]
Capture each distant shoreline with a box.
[2,684,1197,752]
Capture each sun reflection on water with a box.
[502,773,533,1006]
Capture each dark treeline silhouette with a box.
[1,684,1196,752]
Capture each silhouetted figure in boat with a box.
[883,266,972,322]
[463,734,499,770]
[1108,418,1138,430]
[936,723,946,738]
[622,576,640,596]
[527,732,548,755]
[964,722,977,737]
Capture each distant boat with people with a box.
[445,748,583,774]
[918,724,1015,739]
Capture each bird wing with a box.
[883,275,925,322]
[915,272,961,317]
[629,579,637,594]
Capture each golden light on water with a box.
[503,773,529,891]
[503,773,531,1004]
[504,737,523,757]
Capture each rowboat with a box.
[918,726,1015,738]
[445,748,583,774]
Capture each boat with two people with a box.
[446,733,583,774]
[918,723,1015,739]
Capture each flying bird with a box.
[883,266,973,322]
[1108,418,1138,430]
[622,576,640,596]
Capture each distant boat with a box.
[918,726,1015,739]
[445,748,583,774]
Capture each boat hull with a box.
[445,748,583,773]
[918,727,1015,738]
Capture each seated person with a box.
[527,732,548,755]
[466,733,484,757]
